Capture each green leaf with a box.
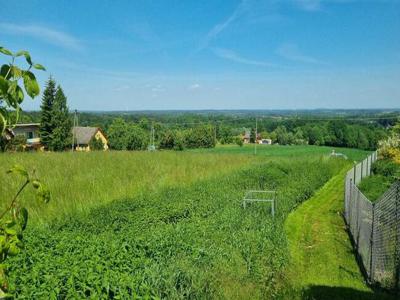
[15,50,32,65]
[10,66,22,79]
[0,76,8,94]
[4,228,17,236]
[0,65,11,79]
[6,164,29,179]
[0,113,5,134]
[0,47,13,56]
[7,243,20,256]
[18,208,28,230]
[23,52,32,65]
[14,50,26,57]
[16,85,24,104]
[32,180,41,189]
[33,63,46,71]
[22,71,40,98]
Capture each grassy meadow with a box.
[190,144,370,161]
[0,151,254,224]
[0,145,374,298]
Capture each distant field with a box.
[190,144,370,161]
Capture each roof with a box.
[72,127,100,145]
[14,123,40,128]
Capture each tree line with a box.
[106,118,216,151]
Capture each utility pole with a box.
[214,123,217,145]
[254,117,257,155]
[149,123,155,151]
[72,109,78,151]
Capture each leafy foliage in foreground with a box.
[0,46,44,134]
[0,166,49,298]
[8,158,346,299]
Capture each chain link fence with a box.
[344,151,400,290]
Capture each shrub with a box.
[173,131,185,151]
[88,137,104,151]
[235,136,243,147]
[371,159,399,177]
[9,135,27,152]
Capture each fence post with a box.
[349,177,354,227]
[361,159,364,180]
[369,203,375,283]
[356,189,361,249]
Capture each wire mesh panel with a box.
[355,188,373,276]
[372,182,400,289]
[344,151,399,290]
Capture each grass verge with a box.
[284,166,396,300]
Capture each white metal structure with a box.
[242,190,276,217]
[148,124,156,151]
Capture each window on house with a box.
[27,132,34,139]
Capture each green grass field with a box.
[190,144,370,161]
[1,145,380,298]
[0,151,253,224]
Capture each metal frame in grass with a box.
[242,190,276,217]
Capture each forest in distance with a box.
[16,109,400,151]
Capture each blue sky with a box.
[1,0,400,110]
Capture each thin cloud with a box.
[0,23,82,50]
[213,48,277,67]
[276,43,326,65]
[294,0,322,11]
[198,1,247,51]
[113,85,131,92]
[188,83,201,90]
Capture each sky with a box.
[1,0,400,110]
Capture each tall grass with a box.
[0,151,252,224]
[8,157,347,299]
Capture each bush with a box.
[127,125,148,150]
[371,159,399,177]
[88,137,104,151]
[173,131,185,151]
[159,130,175,149]
[9,135,27,152]
[235,136,243,147]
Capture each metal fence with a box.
[344,151,400,290]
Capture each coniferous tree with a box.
[50,86,72,151]
[39,77,56,149]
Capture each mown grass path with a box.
[284,166,395,300]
